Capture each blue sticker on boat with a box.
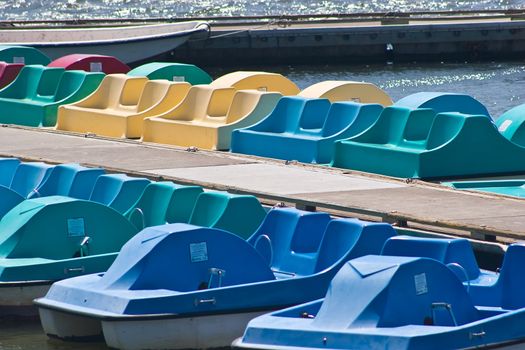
[190,242,208,262]
[414,273,428,295]
[67,218,85,237]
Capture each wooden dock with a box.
[3,126,525,245]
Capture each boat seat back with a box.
[10,162,54,198]
[89,174,150,214]
[136,80,172,113]
[53,70,94,102]
[0,196,137,260]
[0,62,23,89]
[117,76,148,108]
[127,225,275,292]
[188,191,266,239]
[314,256,479,329]
[31,163,105,199]
[353,106,412,145]
[166,85,215,121]
[125,181,179,229]
[248,208,331,276]
[1,65,45,99]
[0,158,21,187]
[205,87,236,119]
[127,62,212,85]
[164,184,203,224]
[262,96,309,133]
[381,236,481,281]
[425,112,469,150]
[401,108,435,143]
[225,90,265,124]
[33,67,64,101]
[294,99,331,136]
[314,219,396,273]
[80,74,129,109]
[498,243,525,310]
[321,102,374,137]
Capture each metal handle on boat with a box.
[469,331,486,339]
[431,302,458,326]
[446,263,470,292]
[208,268,226,288]
[194,297,216,306]
[79,236,91,257]
[65,266,85,274]
[29,188,41,198]
[131,207,145,229]
[254,234,273,267]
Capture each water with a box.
[0,0,524,21]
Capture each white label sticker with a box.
[90,62,103,72]
[13,56,25,64]
[67,218,85,237]
[172,75,185,82]
[498,119,512,132]
[350,97,361,102]
[257,86,268,91]
[190,242,208,262]
[414,273,428,295]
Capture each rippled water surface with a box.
[0,0,524,20]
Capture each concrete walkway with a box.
[2,126,525,242]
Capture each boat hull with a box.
[39,307,103,340]
[0,281,52,317]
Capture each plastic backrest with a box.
[188,192,230,227]
[381,236,481,280]
[166,85,215,121]
[165,185,203,223]
[225,90,263,124]
[270,97,308,133]
[425,112,467,150]
[126,181,178,229]
[248,208,332,276]
[402,108,436,142]
[10,162,54,198]
[351,106,412,144]
[89,174,150,214]
[206,88,236,118]
[0,62,23,89]
[498,244,525,309]
[136,80,171,112]
[34,67,64,99]
[119,76,148,107]
[0,158,21,187]
[295,99,331,135]
[32,163,104,199]
[86,74,129,108]
[53,71,87,101]
[1,65,44,99]
[314,219,396,273]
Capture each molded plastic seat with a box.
[57,76,191,138]
[299,80,393,106]
[128,62,212,84]
[0,65,104,127]
[29,163,105,200]
[0,45,50,65]
[9,162,54,198]
[0,158,21,187]
[210,71,301,95]
[89,174,151,214]
[231,97,384,163]
[0,61,24,89]
[142,87,282,150]
[332,108,525,179]
[48,54,130,74]
[395,92,490,116]
[188,191,266,239]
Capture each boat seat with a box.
[128,62,212,84]
[29,163,105,200]
[88,174,151,214]
[9,161,55,198]
[0,65,104,127]
[48,54,130,74]
[188,191,266,239]
[0,61,24,89]
[142,87,281,150]
[57,76,191,138]
[232,97,384,163]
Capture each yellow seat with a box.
[210,71,301,95]
[142,86,281,150]
[56,74,191,138]
[298,81,393,106]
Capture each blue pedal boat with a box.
[34,207,396,349]
[233,255,525,350]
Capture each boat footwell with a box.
[102,311,266,350]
